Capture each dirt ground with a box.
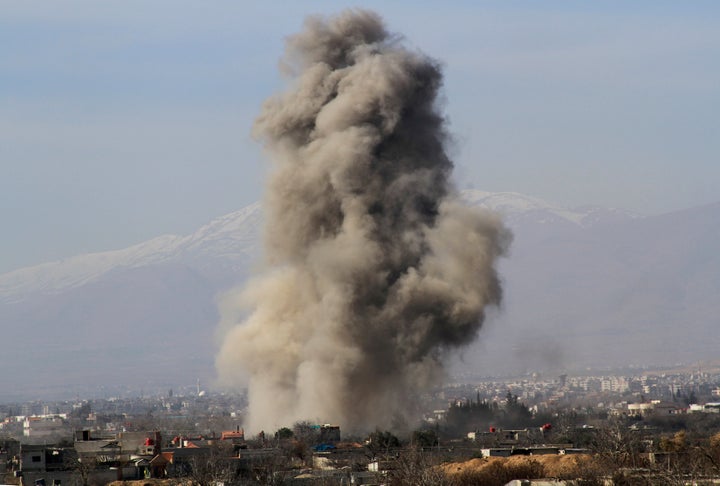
[442,453,601,478]
[106,480,189,486]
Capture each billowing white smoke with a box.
[216,9,511,433]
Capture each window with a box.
[31,455,41,462]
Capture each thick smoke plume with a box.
[216,9,511,432]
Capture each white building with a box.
[689,402,720,413]
[23,416,70,438]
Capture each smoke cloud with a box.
[216,9,511,433]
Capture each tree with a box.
[697,431,720,475]
[184,441,238,486]
[504,391,533,426]
[275,427,293,441]
[659,430,687,453]
[412,429,438,449]
[292,421,316,444]
[444,397,495,436]
[61,448,98,486]
[366,429,400,456]
[388,448,450,486]
[590,419,651,478]
[245,451,289,486]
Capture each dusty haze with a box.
[216,9,511,433]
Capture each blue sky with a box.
[2,1,719,274]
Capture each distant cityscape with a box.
[2,363,720,484]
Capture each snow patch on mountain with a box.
[0,203,262,303]
[462,190,640,227]
[0,193,639,303]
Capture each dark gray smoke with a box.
[216,9,511,432]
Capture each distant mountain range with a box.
[0,202,262,304]
[1,191,718,400]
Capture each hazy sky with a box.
[3,1,719,274]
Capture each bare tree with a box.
[184,441,238,486]
[60,448,99,486]
[592,419,649,470]
[388,447,451,486]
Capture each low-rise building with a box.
[23,416,70,439]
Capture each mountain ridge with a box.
[0,202,262,303]
[0,194,634,303]
[2,192,718,400]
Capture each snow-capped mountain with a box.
[0,193,634,304]
[1,192,718,400]
[462,189,640,228]
[0,202,262,304]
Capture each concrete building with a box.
[23,417,70,439]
